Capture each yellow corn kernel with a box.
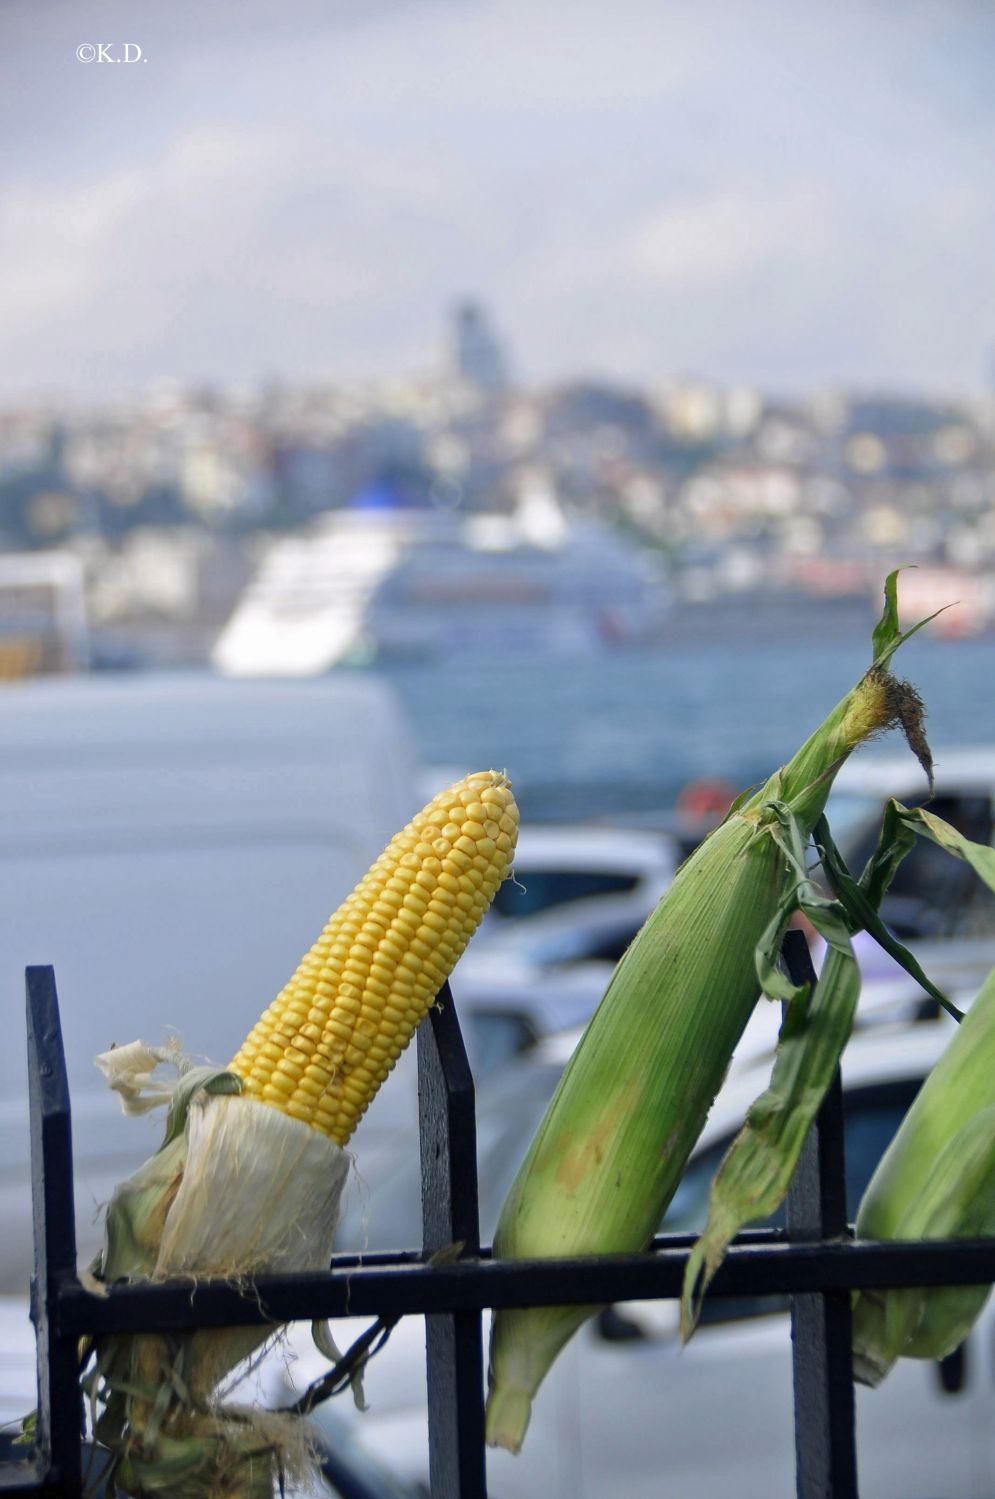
[229,771,518,1144]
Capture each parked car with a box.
[0,672,418,1291]
[277,1000,995,1499]
[453,891,655,1074]
[487,822,677,922]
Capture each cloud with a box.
[621,191,831,287]
[1,0,994,397]
[0,122,458,392]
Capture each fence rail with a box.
[4,952,994,1499]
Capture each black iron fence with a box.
[5,943,995,1499]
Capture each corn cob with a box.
[89,771,518,1499]
[852,959,995,1385]
[485,663,927,1453]
[229,768,519,1143]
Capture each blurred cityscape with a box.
[2,302,995,675]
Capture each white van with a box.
[0,672,418,1291]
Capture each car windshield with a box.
[491,868,639,919]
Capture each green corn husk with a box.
[852,809,995,1386]
[676,796,969,1339]
[678,826,863,1340]
[485,576,933,1453]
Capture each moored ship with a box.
[212,489,670,675]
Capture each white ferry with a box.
[212,488,670,675]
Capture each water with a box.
[367,622,995,821]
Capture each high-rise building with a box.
[451,300,509,391]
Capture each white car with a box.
[487,823,677,922]
[454,892,655,1073]
[279,1002,995,1499]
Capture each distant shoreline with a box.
[656,592,995,646]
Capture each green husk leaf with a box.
[814,812,963,1022]
[161,1065,243,1151]
[893,803,995,894]
[850,812,995,1385]
[871,569,903,663]
[141,1370,179,1454]
[723,783,760,822]
[680,941,860,1339]
[846,798,919,913]
[854,1104,995,1383]
[754,898,807,1007]
[826,795,995,1023]
[15,1409,37,1447]
[871,567,947,671]
[98,1135,188,1283]
[897,1103,995,1362]
[680,803,862,1338]
[680,786,947,1338]
[680,776,976,1336]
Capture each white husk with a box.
[90,1049,356,1493]
[155,1093,350,1278]
[96,1038,185,1114]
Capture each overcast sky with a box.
[3,0,994,401]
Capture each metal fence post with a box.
[417,983,488,1499]
[26,966,82,1497]
[782,931,858,1499]
[12,960,995,1499]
